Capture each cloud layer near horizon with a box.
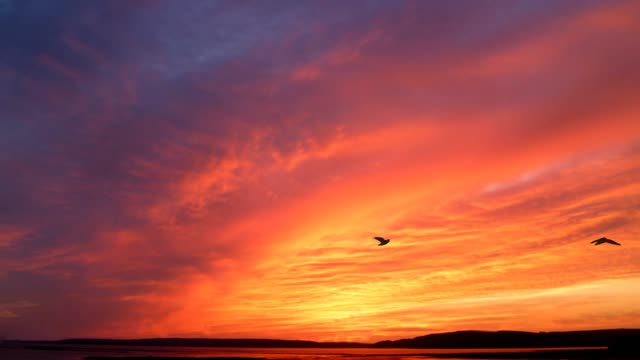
[1,0,639,341]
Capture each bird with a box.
[591,237,621,246]
[374,236,390,246]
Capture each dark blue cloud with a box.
[0,0,615,274]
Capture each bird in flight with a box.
[591,237,621,246]
[374,237,390,246]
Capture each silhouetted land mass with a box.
[40,329,639,350]
[6,328,639,359]
[372,329,640,349]
[52,338,367,348]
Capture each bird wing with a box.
[605,239,621,245]
[373,237,385,242]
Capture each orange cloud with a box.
[3,0,640,341]
[0,226,31,248]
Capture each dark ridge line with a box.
[4,328,639,351]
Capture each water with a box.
[0,345,609,360]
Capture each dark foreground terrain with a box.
[374,329,640,349]
[2,329,639,360]
[39,328,639,349]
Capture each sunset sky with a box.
[1,0,640,342]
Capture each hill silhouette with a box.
[42,329,639,350]
[373,329,640,349]
[52,337,366,348]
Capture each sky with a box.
[1,0,639,342]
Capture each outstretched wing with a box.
[605,239,621,246]
[373,236,385,243]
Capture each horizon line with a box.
[6,327,639,344]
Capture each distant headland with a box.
[9,328,639,350]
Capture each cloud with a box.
[1,0,639,340]
[0,300,37,319]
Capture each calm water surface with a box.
[0,345,608,360]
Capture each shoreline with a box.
[79,348,637,360]
[3,343,638,360]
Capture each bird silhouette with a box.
[591,237,621,246]
[374,236,390,246]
